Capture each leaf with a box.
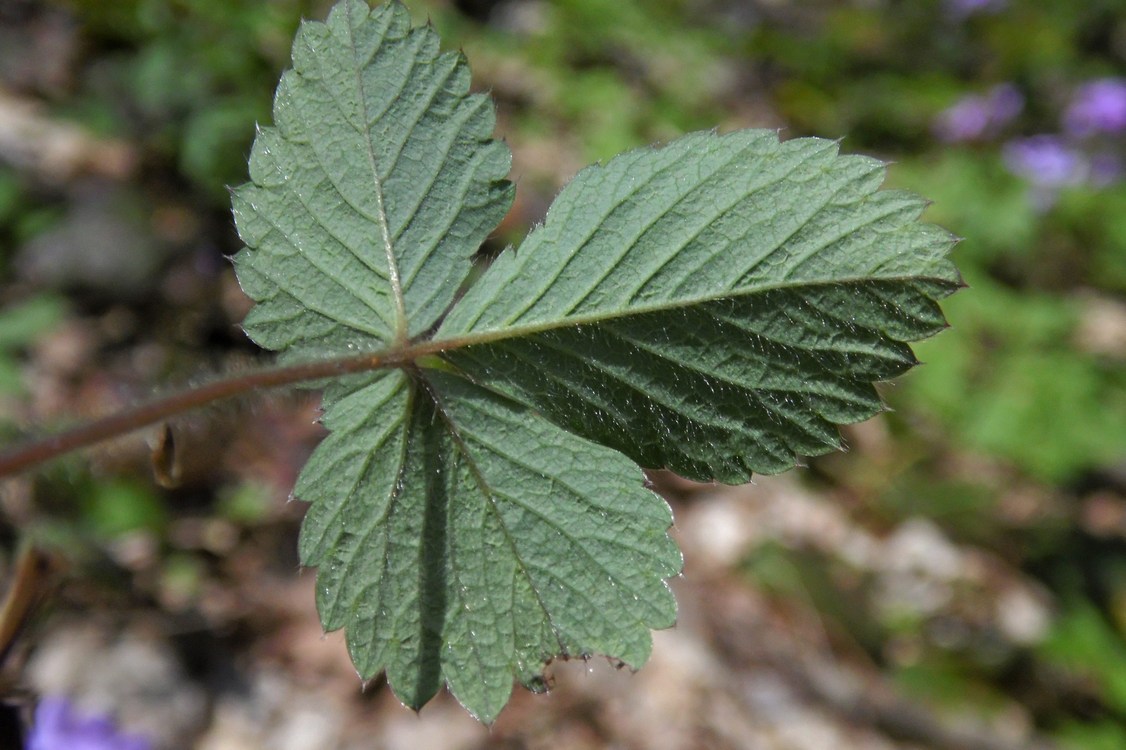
[438,130,961,482]
[231,0,513,355]
[232,0,959,722]
[296,370,678,720]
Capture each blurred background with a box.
[0,0,1124,747]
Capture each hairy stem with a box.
[0,351,404,478]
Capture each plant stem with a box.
[0,351,399,478]
[0,542,61,667]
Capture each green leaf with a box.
[231,0,513,354]
[0,294,66,350]
[232,0,958,721]
[439,130,960,481]
[297,369,678,720]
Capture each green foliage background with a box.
[2,0,1124,744]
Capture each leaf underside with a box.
[232,0,960,722]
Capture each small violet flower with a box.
[1064,78,1126,137]
[945,0,1006,19]
[26,697,151,750]
[934,83,1023,143]
[1002,135,1092,211]
[1002,135,1088,188]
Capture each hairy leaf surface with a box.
[438,131,960,482]
[232,0,960,722]
[231,0,512,354]
[297,370,678,720]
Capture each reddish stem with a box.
[0,351,398,478]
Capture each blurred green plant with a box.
[1041,602,1126,716]
[215,482,273,526]
[62,0,314,196]
[892,154,1126,483]
[75,477,167,541]
[416,0,737,162]
[0,295,65,395]
[1057,723,1126,750]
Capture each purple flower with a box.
[934,84,1024,142]
[934,97,990,142]
[1064,78,1126,137]
[988,83,1025,124]
[1002,135,1088,188]
[1089,152,1124,187]
[26,697,151,750]
[945,0,1006,19]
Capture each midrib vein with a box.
[417,372,566,651]
[427,272,957,356]
[347,7,407,343]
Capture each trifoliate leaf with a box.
[232,0,959,722]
